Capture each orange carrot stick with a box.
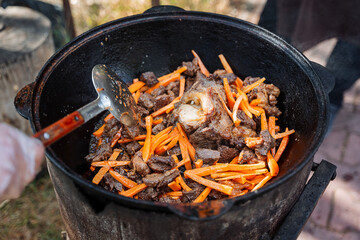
[235,77,243,89]
[108,149,122,160]
[168,181,182,191]
[241,77,266,93]
[172,154,179,164]
[218,54,233,73]
[109,169,138,188]
[261,112,268,131]
[179,134,192,170]
[151,96,181,118]
[251,174,272,191]
[245,137,263,148]
[192,50,210,77]
[118,135,147,144]
[223,78,236,109]
[187,173,233,195]
[158,66,187,81]
[104,113,114,122]
[110,129,122,148]
[165,135,179,151]
[146,73,181,93]
[184,164,228,177]
[225,162,267,172]
[250,98,262,106]
[92,166,110,184]
[133,90,141,104]
[232,95,244,126]
[120,183,147,197]
[274,129,295,139]
[267,151,279,177]
[93,124,105,137]
[175,176,192,191]
[151,133,169,154]
[128,81,145,93]
[165,191,183,197]
[194,159,203,168]
[193,187,212,203]
[152,118,163,125]
[91,161,130,167]
[274,134,289,162]
[214,89,233,119]
[142,116,153,161]
[176,123,196,161]
[179,76,186,98]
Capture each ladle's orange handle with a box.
[33,111,84,147]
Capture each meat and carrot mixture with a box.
[85,51,295,203]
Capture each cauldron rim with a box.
[28,9,329,215]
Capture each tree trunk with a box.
[0,6,54,134]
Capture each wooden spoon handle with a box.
[33,111,84,147]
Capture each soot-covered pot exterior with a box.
[15,7,329,240]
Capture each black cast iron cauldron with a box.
[15,6,332,240]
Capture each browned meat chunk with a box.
[154,94,171,111]
[218,145,240,163]
[236,110,256,130]
[147,155,176,173]
[190,127,220,149]
[230,125,257,149]
[125,141,142,156]
[85,144,112,162]
[140,71,159,87]
[143,169,180,188]
[138,92,154,110]
[166,81,180,96]
[151,85,166,97]
[195,148,221,165]
[152,123,166,135]
[122,124,140,139]
[130,151,151,177]
[239,147,259,164]
[182,60,199,77]
[255,130,275,160]
[138,187,159,201]
[102,173,123,192]
[158,195,182,204]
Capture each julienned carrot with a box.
[154,145,167,155]
[187,173,233,195]
[211,172,240,179]
[245,137,263,148]
[225,162,267,171]
[128,81,145,93]
[91,161,130,167]
[92,166,110,184]
[223,78,236,109]
[104,113,114,122]
[158,66,187,81]
[192,50,210,77]
[151,96,181,118]
[251,174,272,192]
[146,73,181,93]
[133,78,139,83]
[250,98,262,106]
[110,128,122,148]
[232,95,243,126]
[151,126,172,144]
[268,116,276,155]
[151,133,169,154]
[142,116,153,161]
[118,135,147,144]
[230,156,239,164]
[179,76,185,98]
[274,134,289,162]
[168,181,182,191]
[153,118,163,125]
[193,187,212,203]
[165,135,179,151]
[218,54,233,73]
[194,159,203,168]
[237,88,263,117]
[133,90,141,104]
[90,166,95,171]
[274,129,295,139]
[241,77,266,93]
[235,78,243,89]
[240,100,252,119]
[109,169,138,188]
[156,135,175,151]
[172,154,179,164]
[93,124,105,137]
[261,112,268,131]
[108,149,122,160]
[185,164,228,177]
[215,89,233,118]
[215,170,268,181]
[176,123,196,161]
[267,152,279,176]
[120,183,147,197]
[179,134,192,170]
[175,176,192,191]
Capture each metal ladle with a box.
[33,64,138,146]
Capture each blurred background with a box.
[0,0,359,239]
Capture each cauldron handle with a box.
[143,5,185,14]
[167,198,235,220]
[273,160,336,239]
[14,81,35,120]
